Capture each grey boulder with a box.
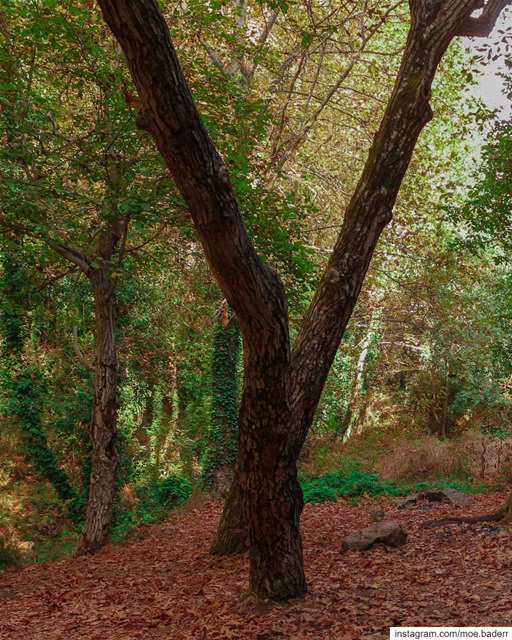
[398,489,473,510]
[342,520,408,552]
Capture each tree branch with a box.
[288,0,511,452]
[0,217,91,275]
[47,240,91,275]
[457,0,511,36]
[96,0,289,352]
[36,265,78,292]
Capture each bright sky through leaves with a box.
[467,9,511,116]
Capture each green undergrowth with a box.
[111,474,192,543]
[300,468,488,504]
[0,474,192,571]
[0,539,22,571]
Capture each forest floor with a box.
[1,491,512,639]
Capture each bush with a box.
[0,539,21,571]
[136,475,192,517]
[302,481,337,503]
[375,436,472,483]
[300,466,485,505]
[111,474,192,542]
[301,468,407,504]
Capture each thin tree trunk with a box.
[341,331,373,442]
[79,230,120,553]
[0,253,78,509]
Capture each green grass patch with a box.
[300,468,488,504]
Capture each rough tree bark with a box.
[51,223,123,553]
[77,226,121,553]
[97,0,511,599]
[1,6,126,552]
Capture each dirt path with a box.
[1,492,511,639]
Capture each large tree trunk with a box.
[210,0,493,566]
[236,338,307,599]
[79,230,120,553]
[241,419,306,599]
[97,0,510,598]
[212,407,306,600]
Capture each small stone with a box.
[370,508,386,522]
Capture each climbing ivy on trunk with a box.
[202,312,241,489]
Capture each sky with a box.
[475,65,508,112]
[466,9,511,116]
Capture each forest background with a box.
[0,0,511,568]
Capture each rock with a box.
[342,520,408,552]
[437,488,473,507]
[398,489,473,510]
[398,494,419,510]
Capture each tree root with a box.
[423,510,505,529]
[423,493,512,529]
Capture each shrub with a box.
[111,474,192,542]
[375,435,471,483]
[0,539,21,571]
[300,467,485,505]
[301,468,407,504]
[302,480,337,503]
[136,474,192,511]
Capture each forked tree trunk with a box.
[79,231,120,553]
[97,0,511,599]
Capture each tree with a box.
[423,53,512,529]
[0,1,176,552]
[97,0,510,600]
